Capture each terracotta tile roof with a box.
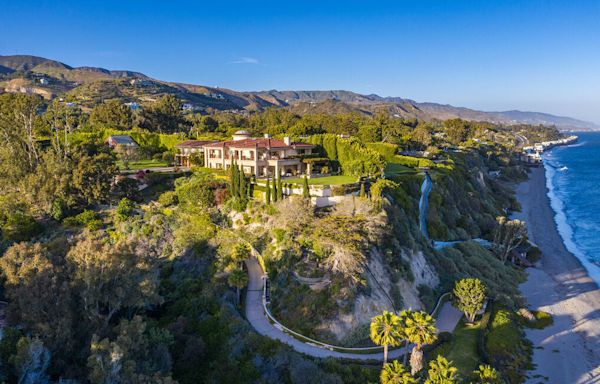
[203,138,313,150]
[175,140,218,148]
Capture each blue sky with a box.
[2,0,599,122]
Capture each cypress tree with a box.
[277,177,283,201]
[272,176,278,203]
[229,160,238,198]
[265,177,271,204]
[302,176,310,199]
[235,162,241,198]
[359,182,366,198]
[239,170,247,201]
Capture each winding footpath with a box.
[242,173,464,360]
[244,257,462,360]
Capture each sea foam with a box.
[544,156,600,286]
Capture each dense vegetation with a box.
[0,91,563,383]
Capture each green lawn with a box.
[284,175,358,185]
[384,162,417,177]
[430,319,482,379]
[117,159,170,170]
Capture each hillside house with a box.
[175,140,217,167]
[125,102,140,110]
[207,93,225,99]
[203,130,314,177]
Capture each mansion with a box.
[203,130,314,177]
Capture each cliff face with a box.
[312,149,529,343]
[318,247,438,342]
[232,147,528,346]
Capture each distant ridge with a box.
[0,55,147,82]
[0,54,596,130]
[0,54,66,72]
[253,90,598,131]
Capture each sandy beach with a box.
[515,166,600,384]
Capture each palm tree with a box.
[405,311,438,375]
[380,360,418,384]
[473,365,501,384]
[231,242,251,266]
[370,311,403,365]
[424,355,458,384]
[228,268,248,305]
[395,309,415,365]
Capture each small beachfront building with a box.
[203,131,314,177]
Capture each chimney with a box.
[264,134,272,139]
[283,136,291,146]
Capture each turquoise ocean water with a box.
[543,131,600,284]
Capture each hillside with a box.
[1,54,596,130]
[256,90,598,130]
[0,54,147,82]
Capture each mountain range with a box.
[1,54,596,131]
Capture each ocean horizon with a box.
[543,131,600,286]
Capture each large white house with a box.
[203,130,314,177]
[174,140,217,167]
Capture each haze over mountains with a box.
[1,54,596,131]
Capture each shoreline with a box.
[514,166,600,383]
[542,146,600,286]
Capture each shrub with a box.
[189,152,204,167]
[115,198,137,222]
[64,210,103,230]
[331,185,349,196]
[158,191,178,207]
[175,173,218,208]
[485,308,531,382]
[50,198,69,221]
[526,246,542,263]
[520,310,553,329]
[0,212,42,242]
[161,151,174,165]
[112,177,141,201]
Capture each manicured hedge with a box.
[306,134,386,177]
[366,142,398,161]
[70,128,186,151]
